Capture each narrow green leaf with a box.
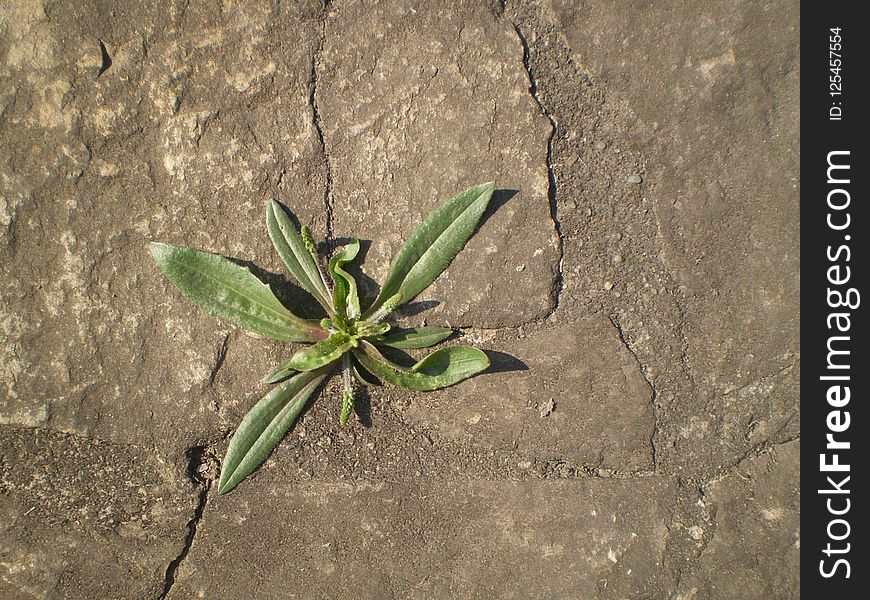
[283,331,354,372]
[353,340,489,391]
[218,369,328,494]
[370,327,454,349]
[367,292,403,324]
[262,359,296,384]
[363,182,495,317]
[329,239,361,322]
[266,201,332,310]
[149,242,324,342]
[355,321,391,337]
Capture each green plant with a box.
[149,183,495,494]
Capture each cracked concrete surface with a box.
[513,19,565,314]
[1,0,799,598]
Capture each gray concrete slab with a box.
[167,477,678,599]
[321,0,560,327]
[0,426,197,598]
[1,0,799,597]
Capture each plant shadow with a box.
[484,350,529,374]
[352,384,373,428]
[476,188,519,232]
[395,300,440,317]
[230,257,327,319]
[283,375,334,439]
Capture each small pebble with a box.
[516,264,526,272]
[538,398,555,418]
[627,174,643,184]
[604,281,614,291]
[594,140,607,150]
[612,254,623,265]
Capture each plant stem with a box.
[340,354,354,425]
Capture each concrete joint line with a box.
[159,472,212,598]
[609,314,660,472]
[310,1,334,247]
[511,21,565,318]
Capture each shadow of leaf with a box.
[394,300,440,317]
[484,350,529,374]
[476,188,519,232]
[229,257,326,320]
[352,384,373,428]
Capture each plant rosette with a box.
[149,183,496,493]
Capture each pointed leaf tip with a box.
[364,182,496,317]
[148,242,323,342]
[218,369,328,494]
[353,341,489,391]
[266,201,332,311]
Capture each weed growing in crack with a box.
[149,183,495,493]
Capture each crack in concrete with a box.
[208,333,230,387]
[701,434,800,488]
[310,0,334,247]
[722,356,800,397]
[668,437,797,596]
[674,484,719,595]
[511,22,565,317]
[512,4,699,483]
[159,447,213,599]
[609,314,659,472]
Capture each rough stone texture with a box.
[0,426,197,598]
[540,0,801,476]
[1,0,799,598]
[675,440,801,599]
[167,477,677,600]
[405,318,656,471]
[321,0,560,327]
[0,0,325,461]
[553,0,800,393]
